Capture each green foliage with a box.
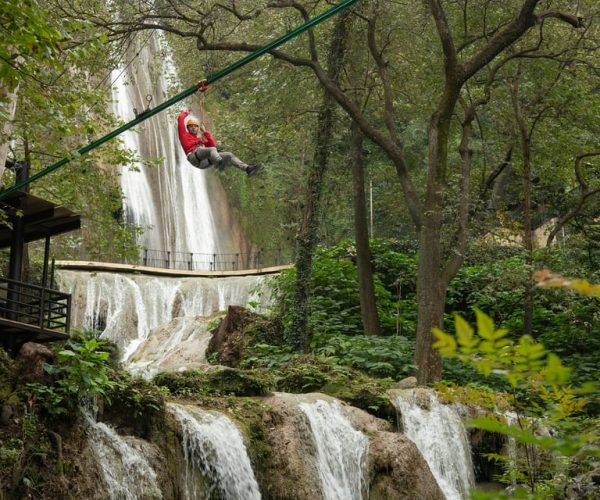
[274,356,397,421]
[241,343,298,369]
[276,242,405,338]
[27,333,116,416]
[446,256,529,328]
[154,367,275,398]
[312,333,414,379]
[434,310,572,389]
[435,309,600,497]
[0,438,22,470]
[0,0,63,91]
[105,373,166,419]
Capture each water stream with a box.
[86,415,163,499]
[299,399,369,500]
[394,389,475,500]
[57,269,272,374]
[169,403,261,499]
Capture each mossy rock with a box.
[276,363,328,393]
[208,306,284,367]
[275,356,397,423]
[154,367,274,398]
[102,373,167,437]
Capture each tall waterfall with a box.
[394,389,475,500]
[86,415,163,499]
[169,403,261,500]
[111,33,247,256]
[299,399,369,500]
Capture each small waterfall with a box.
[86,415,163,499]
[169,403,261,499]
[394,389,475,500]
[111,33,247,256]
[298,399,369,500]
[57,269,272,366]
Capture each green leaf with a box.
[454,314,478,350]
[475,309,495,340]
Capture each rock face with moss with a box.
[0,313,461,499]
[207,305,270,367]
[260,392,443,500]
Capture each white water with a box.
[299,399,369,500]
[395,390,475,500]
[111,33,245,256]
[169,403,261,499]
[57,269,272,372]
[86,415,163,499]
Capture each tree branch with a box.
[537,10,585,28]
[546,152,600,247]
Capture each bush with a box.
[312,333,414,380]
[27,332,116,417]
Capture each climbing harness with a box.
[0,0,361,200]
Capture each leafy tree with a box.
[0,0,64,180]
[50,0,597,383]
[1,0,143,262]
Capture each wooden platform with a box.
[55,260,293,277]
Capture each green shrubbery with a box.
[264,239,600,392]
[26,333,117,417]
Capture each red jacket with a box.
[177,111,217,154]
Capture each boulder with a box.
[369,431,444,500]
[14,342,55,385]
[261,392,444,500]
[207,305,256,367]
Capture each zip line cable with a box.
[0,0,360,201]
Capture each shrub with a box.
[26,332,116,417]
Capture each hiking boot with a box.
[246,164,262,176]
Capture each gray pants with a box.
[187,146,248,172]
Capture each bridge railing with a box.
[84,247,294,272]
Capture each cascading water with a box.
[57,269,272,374]
[169,403,261,500]
[394,389,475,500]
[111,33,247,256]
[85,415,163,499]
[298,399,369,500]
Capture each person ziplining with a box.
[177,109,261,176]
[0,0,360,201]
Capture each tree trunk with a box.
[414,216,445,383]
[413,82,458,384]
[512,74,535,337]
[287,12,350,352]
[350,121,381,336]
[0,83,19,186]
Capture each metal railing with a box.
[0,277,71,333]
[140,248,293,272]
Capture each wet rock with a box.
[393,376,418,389]
[262,393,342,499]
[127,316,215,378]
[369,431,444,500]
[262,392,443,500]
[14,342,55,385]
[207,305,257,367]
